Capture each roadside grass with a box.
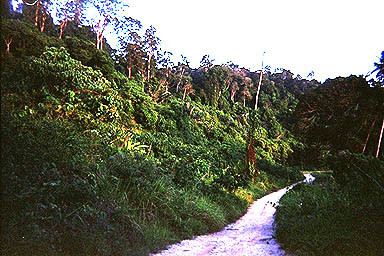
[142,171,297,255]
[275,174,384,256]
[1,166,298,256]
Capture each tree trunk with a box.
[147,54,152,80]
[96,33,100,49]
[4,38,12,55]
[34,1,41,27]
[254,70,263,110]
[376,118,384,158]
[362,116,377,154]
[74,5,82,24]
[100,34,103,50]
[96,31,103,50]
[40,11,47,32]
[59,20,67,39]
[127,66,132,79]
[243,98,246,108]
[176,67,185,93]
[96,20,104,50]
[182,86,187,101]
[165,67,170,92]
[230,90,236,102]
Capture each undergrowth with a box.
[275,172,384,256]
[1,42,304,255]
[1,109,300,255]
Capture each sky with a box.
[12,0,384,82]
[118,0,383,82]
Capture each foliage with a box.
[1,18,63,59]
[373,51,384,84]
[295,75,384,163]
[1,113,114,255]
[3,5,383,255]
[275,177,384,256]
[257,160,303,183]
[327,152,384,195]
[64,36,116,80]
[1,41,302,255]
[19,47,122,129]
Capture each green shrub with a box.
[258,159,303,182]
[275,180,384,256]
[328,152,384,195]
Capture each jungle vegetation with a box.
[1,1,383,255]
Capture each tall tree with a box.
[362,116,377,154]
[230,80,239,102]
[121,37,145,79]
[376,118,384,158]
[295,75,383,158]
[88,0,128,50]
[373,51,384,157]
[73,0,85,24]
[156,50,174,91]
[254,52,265,110]
[117,16,142,78]
[182,83,194,101]
[4,38,12,55]
[52,0,86,39]
[55,0,73,39]
[143,25,160,80]
[175,55,189,93]
[20,0,52,32]
[38,0,50,32]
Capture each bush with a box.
[258,159,304,182]
[327,152,384,195]
[275,180,384,256]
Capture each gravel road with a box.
[150,174,315,256]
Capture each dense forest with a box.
[1,1,383,255]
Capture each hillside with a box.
[1,2,384,255]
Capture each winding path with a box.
[150,174,315,256]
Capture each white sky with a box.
[12,0,384,82]
[120,0,383,81]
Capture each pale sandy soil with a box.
[150,174,314,256]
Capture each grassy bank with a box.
[1,102,302,255]
[275,172,384,256]
[2,128,296,256]
[143,174,294,255]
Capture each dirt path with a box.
[150,174,314,256]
